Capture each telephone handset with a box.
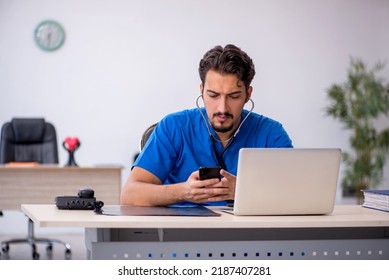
[55,188,104,211]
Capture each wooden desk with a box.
[21,204,389,260]
[0,165,122,209]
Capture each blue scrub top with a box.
[133,108,293,206]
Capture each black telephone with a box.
[55,188,104,211]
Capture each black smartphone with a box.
[199,166,221,180]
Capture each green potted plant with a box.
[325,58,389,203]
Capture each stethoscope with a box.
[196,94,255,170]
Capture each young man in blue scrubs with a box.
[121,44,293,207]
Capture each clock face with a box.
[34,20,65,51]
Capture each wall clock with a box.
[34,20,65,51]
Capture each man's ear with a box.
[245,86,253,102]
[200,83,204,95]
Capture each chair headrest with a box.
[11,118,46,143]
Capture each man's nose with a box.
[217,96,229,113]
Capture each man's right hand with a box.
[182,170,221,203]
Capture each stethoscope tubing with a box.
[196,94,255,169]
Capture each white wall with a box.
[1,0,389,234]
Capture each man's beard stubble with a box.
[210,112,234,133]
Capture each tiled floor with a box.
[0,233,87,260]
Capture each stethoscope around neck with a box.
[195,94,255,169]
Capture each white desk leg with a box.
[85,228,113,260]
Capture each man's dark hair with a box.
[199,44,256,90]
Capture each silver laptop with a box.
[231,148,341,216]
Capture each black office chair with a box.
[0,118,71,260]
[140,123,158,151]
[133,123,158,162]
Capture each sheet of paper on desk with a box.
[97,205,221,216]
